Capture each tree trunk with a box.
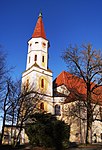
[85,81,92,144]
[11,108,15,145]
[86,112,90,144]
[14,121,23,147]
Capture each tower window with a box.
[30,43,32,46]
[29,56,31,63]
[34,55,37,61]
[42,42,46,47]
[35,42,39,44]
[41,79,44,88]
[42,56,44,63]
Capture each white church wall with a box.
[55,84,70,96]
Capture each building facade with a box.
[21,12,102,144]
[3,12,102,145]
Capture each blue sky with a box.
[0,0,102,81]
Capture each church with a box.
[21,12,102,144]
[3,12,102,145]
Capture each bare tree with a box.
[0,47,10,144]
[5,79,21,145]
[0,46,41,145]
[13,85,40,146]
[0,78,13,144]
[0,72,45,146]
[5,79,44,146]
[62,43,102,144]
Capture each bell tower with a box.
[26,12,49,71]
[22,13,53,113]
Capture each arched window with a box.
[35,42,39,44]
[34,55,37,61]
[26,79,29,89]
[55,104,60,116]
[40,102,44,110]
[42,56,44,63]
[30,43,32,47]
[41,79,44,88]
[29,56,30,63]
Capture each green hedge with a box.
[25,113,70,150]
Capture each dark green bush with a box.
[25,113,70,150]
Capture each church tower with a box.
[22,13,53,113]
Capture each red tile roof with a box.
[32,13,46,39]
[53,71,102,105]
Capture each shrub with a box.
[25,113,70,150]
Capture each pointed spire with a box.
[32,12,46,39]
[39,12,42,17]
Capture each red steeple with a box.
[32,12,46,39]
